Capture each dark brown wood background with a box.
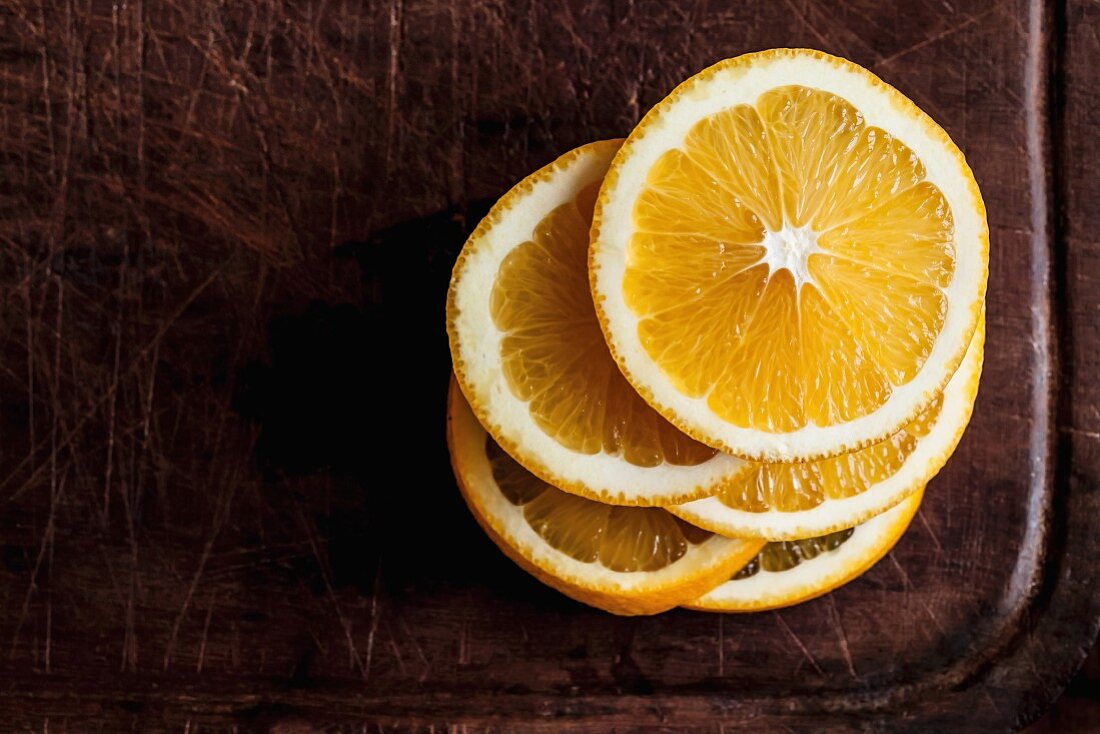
[0,0,1097,731]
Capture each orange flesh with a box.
[491,181,716,466]
[733,527,854,579]
[486,437,712,571]
[625,85,955,432]
[716,394,944,512]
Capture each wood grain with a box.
[0,0,1095,731]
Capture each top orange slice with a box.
[591,49,988,462]
[447,140,747,505]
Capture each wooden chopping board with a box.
[0,0,1097,730]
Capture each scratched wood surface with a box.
[0,0,1097,731]
[1021,0,1100,729]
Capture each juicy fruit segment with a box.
[486,438,712,572]
[732,528,854,579]
[624,85,955,432]
[491,181,716,466]
[717,395,944,513]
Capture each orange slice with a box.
[447,379,762,615]
[591,49,988,461]
[448,140,747,505]
[687,489,922,612]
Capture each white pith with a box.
[450,140,747,504]
[670,319,983,540]
[687,490,921,611]
[592,51,987,461]
[448,383,759,594]
[759,224,820,289]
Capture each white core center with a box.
[759,224,820,289]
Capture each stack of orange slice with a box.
[446,49,987,615]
